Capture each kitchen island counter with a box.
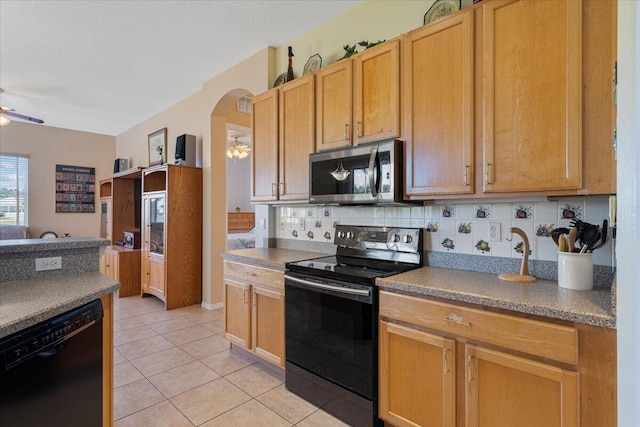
[0,272,119,339]
[377,266,615,328]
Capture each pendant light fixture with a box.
[226,136,251,160]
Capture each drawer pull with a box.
[444,316,471,328]
[443,349,450,374]
[243,289,249,305]
[467,355,474,382]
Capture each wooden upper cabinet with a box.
[465,345,579,427]
[251,89,279,202]
[354,39,401,144]
[316,60,353,151]
[404,10,474,197]
[483,0,582,192]
[279,74,315,201]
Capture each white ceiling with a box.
[0,0,361,136]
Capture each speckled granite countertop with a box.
[0,237,111,254]
[0,272,120,339]
[221,248,327,271]
[377,267,615,329]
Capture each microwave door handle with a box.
[368,147,379,198]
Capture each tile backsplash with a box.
[275,197,614,267]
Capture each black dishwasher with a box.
[0,299,103,427]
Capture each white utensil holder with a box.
[557,251,593,290]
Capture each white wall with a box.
[616,1,640,424]
[0,122,115,238]
[226,157,252,213]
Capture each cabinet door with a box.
[251,286,285,367]
[483,0,582,192]
[100,199,112,241]
[404,11,474,197]
[148,257,165,297]
[224,280,251,349]
[252,89,279,202]
[354,39,400,144]
[379,321,456,427]
[465,345,579,427]
[316,60,353,151]
[279,74,315,201]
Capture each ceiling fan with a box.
[0,88,45,126]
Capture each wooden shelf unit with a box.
[141,164,202,310]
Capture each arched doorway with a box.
[206,89,253,307]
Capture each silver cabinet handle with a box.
[344,123,350,140]
[444,317,471,328]
[485,163,493,185]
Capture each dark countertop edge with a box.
[0,237,111,254]
[377,283,616,329]
[0,277,120,339]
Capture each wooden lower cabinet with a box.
[101,246,141,298]
[224,280,251,348]
[101,293,114,427]
[379,321,456,427]
[465,345,578,427]
[379,291,616,427]
[223,261,285,367]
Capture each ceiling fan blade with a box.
[1,110,44,124]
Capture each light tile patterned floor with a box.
[113,295,349,426]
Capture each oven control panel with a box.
[334,225,421,253]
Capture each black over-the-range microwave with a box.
[308,139,408,205]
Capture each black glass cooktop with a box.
[286,255,417,285]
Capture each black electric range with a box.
[284,225,423,427]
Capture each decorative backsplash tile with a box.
[474,205,491,219]
[274,197,613,265]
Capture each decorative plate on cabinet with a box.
[303,54,322,75]
[424,0,461,25]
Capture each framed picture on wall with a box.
[148,128,167,166]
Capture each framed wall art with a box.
[55,164,95,213]
[148,128,167,166]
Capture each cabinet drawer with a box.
[224,261,283,291]
[379,291,578,365]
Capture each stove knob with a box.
[392,234,401,243]
[403,235,413,244]
[346,231,355,239]
[337,231,345,238]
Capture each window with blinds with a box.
[0,154,29,225]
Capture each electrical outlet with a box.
[299,218,306,231]
[260,218,266,230]
[279,219,285,231]
[488,222,501,242]
[35,256,62,271]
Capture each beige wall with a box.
[0,121,115,238]
[116,47,271,308]
[113,0,477,307]
[275,0,431,77]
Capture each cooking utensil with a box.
[558,234,569,252]
[568,227,577,252]
[609,195,617,270]
[582,223,600,252]
[590,219,608,252]
[550,227,570,247]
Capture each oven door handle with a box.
[284,274,371,297]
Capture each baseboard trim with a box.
[201,301,223,311]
